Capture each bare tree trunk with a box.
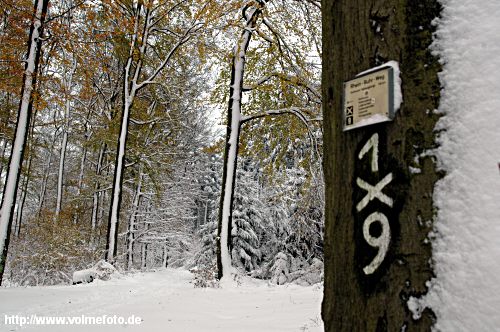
[216,1,265,281]
[92,143,106,230]
[141,243,147,270]
[322,0,442,330]
[0,0,49,284]
[72,145,86,224]
[106,2,145,263]
[0,138,7,189]
[106,2,196,263]
[14,151,33,237]
[126,167,143,270]
[162,244,168,268]
[55,58,77,220]
[37,135,57,217]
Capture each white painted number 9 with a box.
[362,212,391,275]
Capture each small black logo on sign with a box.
[346,116,353,125]
[346,106,354,116]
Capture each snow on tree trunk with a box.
[0,138,7,189]
[0,0,49,284]
[322,0,441,329]
[14,151,33,237]
[105,1,143,263]
[105,3,194,263]
[216,3,264,282]
[107,97,133,262]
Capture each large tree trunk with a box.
[322,0,442,330]
[216,1,264,281]
[0,0,49,285]
[106,95,133,263]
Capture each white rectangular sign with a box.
[343,66,395,131]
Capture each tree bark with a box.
[37,136,56,217]
[106,2,194,263]
[216,1,264,281]
[322,0,442,330]
[92,143,106,230]
[0,0,49,285]
[125,167,143,270]
[55,58,77,220]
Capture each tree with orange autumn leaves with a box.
[0,0,322,285]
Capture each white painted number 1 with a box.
[357,133,393,275]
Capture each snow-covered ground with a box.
[408,0,500,330]
[0,269,323,332]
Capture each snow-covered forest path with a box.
[0,269,323,331]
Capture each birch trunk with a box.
[216,2,264,280]
[0,0,49,284]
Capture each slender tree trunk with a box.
[105,2,192,263]
[322,0,442,330]
[55,58,77,220]
[72,145,86,224]
[141,243,147,270]
[92,143,106,230]
[14,151,33,237]
[162,244,168,268]
[216,1,264,281]
[203,200,208,225]
[126,167,143,270]
[37,136,56,217]
[106,98,133,262]
[0,0,49,284]
[0,138,7,189]
[106,3,143,263]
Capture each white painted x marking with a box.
[356,173,394,212]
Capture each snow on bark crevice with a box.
[409,1,500,330]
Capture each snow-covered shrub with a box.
[269,252,289,285]
[288,258,323,286]
[191,263,219,288]
[72,260,118,284]
[7,210,101,286]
